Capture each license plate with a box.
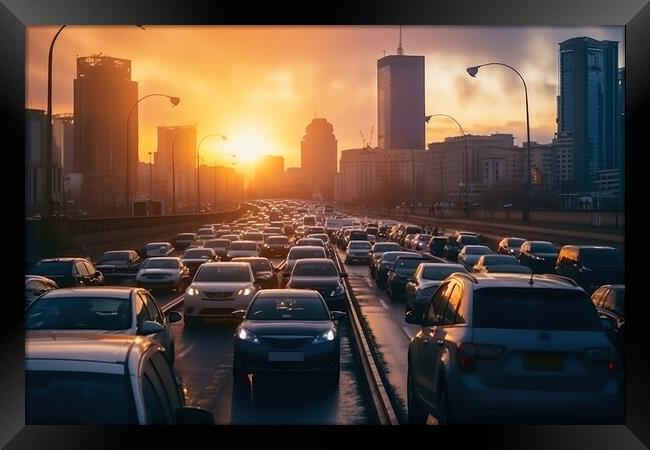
[524,353,564,371]
[268,352,304,362]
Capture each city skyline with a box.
[27,26,624,180]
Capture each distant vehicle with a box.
[457,245,493,270]
[28,258,104,288]
[226,241,260,260]
[518,241,558,274]
[386,255,428,300]
[26,333,214,424]
[174,233,197,250]
[345,240,372,264]
[144,242,175,258]
[428,236,448,257]
[374,251,420,287]
[260,235,291,258]
[181,248,217,276]
[555,245,624,294]
[404,263,467,317]
[497,237,527,257]
[136,257,191,292]
[303,216,317,226]
[471,254,521,273]
[196,228,216,240]
[203,238,231,260]
[285,258,348,311]
[232,289,346,387]
[25,275,58,309]
[95,250,142,281]
[283,246,328,277]
[231,257,280,290]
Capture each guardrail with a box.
[330,243,400,425]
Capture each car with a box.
[28,258,105,288]
[183,262,259,326]
[144,242,175,258]
[204,238,231,260]
[428,236,448,257]
[591,284,625,359]
[225,240,260,260]
[26,333,214,424]
[231,289,346,387]
[181,247,217,276]
[260,235,291,258]
[497,237,527,257]
[231,257,280,289]
[457,245,493,270]
[188,239,206,249]
[369,242,403,277]
[95,250,142,282]
[386,255,428,300]
[306,233,330,246]
[403,234,418,250]
[518,241,558,274]
[196,228,216,241]
[345,240,372,264]
[174,233,197,250]
[25,287,181,364]
[405,272,624,424]
[295,237,325,248]
[220,234,242,243]
[25,275,58,309]
[135,257,191,292]
[471,254,522,273]
[283,246,328,278]
[241,232,265,248]
[456,233,480,249]
[374,251,420,287]
[285,258,348,311]
[442,237,461,262]
[411,234,433,251]
[555,245,625,294]
[404,263,467,317]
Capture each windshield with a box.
[141,259,178,269]
[422,265,467,280]
[30,261,72,276]
[382,252,415,263]
[394,258,424,271]
[243,233,264,241]
[183,249,213,259]
[374,243,401,253]
[464,246,492,255]
[582,248,624,266]
[267,237,289,245]
[289,248,326,259]
[229,242,258,251]
[292,262,338,277]
[507,238,526,248]
[195,265,251,282]
[26,297,132,330]
[349,242,371,249]
[459,235,480,245]
[483,255,519,265]
[26,371,137,425]
[176,234,195,240]
[97,252,130,264]
[473,288,601,331]
[246,297,329,320]
[530,242,557,253]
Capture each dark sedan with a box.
[204,238,231,260]
[497,237,527,257]
[285,258,348,311]
[260,235,291,258]
[28,258,105,288]
[518,240,558,274]
[387,255,427,300]
[181,248,217,276]
[232,289,346,387]
[95,250,142,283]
[231,257,280,289]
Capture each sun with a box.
[223,129,272,163]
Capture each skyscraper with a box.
[301,118,337,200]
[73,54,138,216]
[377,49,425,150]
[557,37,618,190]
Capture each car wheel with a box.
[407,365,428,424]
[437,382,454,425]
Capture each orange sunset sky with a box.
[26,26,624,180]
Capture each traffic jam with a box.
[25,200,625,425]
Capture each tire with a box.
[437,382,454,425]
[407,365,428,424]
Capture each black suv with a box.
[555,245,624,294]
[28,258,105,288]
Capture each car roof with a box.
[146,242,171,246]
[37,287,137,299]
[562,245,618,250]
[289,245,325,251]
[294,258,335,264]
[456,272,583,290]
[200,261,250,268]
[38,258,78,263]
[144,256,180,261]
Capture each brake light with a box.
[586,348,619,374]
[458,343,505,372]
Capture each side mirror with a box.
[175,406,214,425]
[167,311,182,323]
[138,320,165,335]
[330,311,347,320]
[231,310,246,320]
[340,272,349,278]
[405,310,423,325]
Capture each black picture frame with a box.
[5,0,647,447]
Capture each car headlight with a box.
[237,328,261,344]
[237,287,253,296]
[330,285,344,297]
[312,328,336,344]
[186,287,200,296]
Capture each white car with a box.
[184,262,258,326]
[136,257,191,292]
[225,240,260,260]
[283,245,327,276]
[144,242,174,257]
[345,240,372,264]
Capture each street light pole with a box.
[125,94,180,216]
[425,114,469,213]
[196,133,227,213]
[148,151,153,205]
[467,63,532,220]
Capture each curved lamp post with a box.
[467,62,532,219]
[425,114,469,211]
[196,134,227,212]
[126,94,180,215]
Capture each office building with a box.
[301,118,338,200]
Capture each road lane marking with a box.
[402,327,414,340]
[178,343,195,359]
[377,297,390,310]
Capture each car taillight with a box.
[586,348,618,374]
[457,343,505,372]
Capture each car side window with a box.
[426,282,451,325]
[150,352,183,413]
[441,284,460,326]
[136,294,151,325]
[591,288,605,307]
[448,283,466,324]
[83,261,96,275]
[75,261,89,276]
[601,289,613,310]
[142,356,174,424]
[141,292,162,323]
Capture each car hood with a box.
[243,320,332,336]
[287,276,340,287]
[138,269,178,276]
[182,258,212,264]
[190,281,252,291]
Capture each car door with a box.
[140,292,172,352]
[140,351,176,424]
[412,281,453,406]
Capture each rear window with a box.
[349,241,371,249]
[31,261,73,276]
[473,288,602,331]
[141,259,178,269]
[507,238,526,248]
[459,235,480,245]
[26,297,132,330]
[177,234,195,240]
[289,248,326,259]
[183,249,214,259]
[582,248,624,266]
[205,240,230,249]
[422,265,467,280]
[229,242,258,251]
[292,262,338,277]
[464,246,492,255]
[394,258,424,270]
[530,242,556,253]
[373,243,401,253]
[243,233,264,241]
[232,259,272,273]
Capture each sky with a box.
[26,26,624,181]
